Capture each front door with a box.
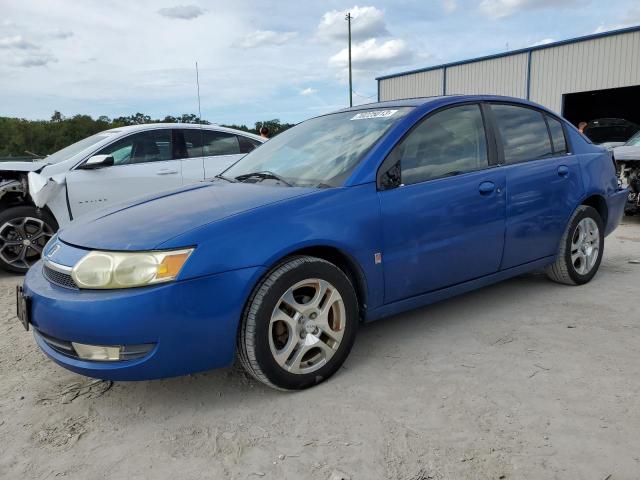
[377,103,506,303]
[66,128,183,219]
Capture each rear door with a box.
[377,103,507,303]
[178,129,263,184]
[488,103,583,269]
[66,128,183,219]
[202,130,245,179]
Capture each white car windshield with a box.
[43,132,112,164]
[223,107,412,187]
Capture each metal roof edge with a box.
[376,24,640,81]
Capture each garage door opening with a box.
[562,85,640,143]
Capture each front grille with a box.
[43,263,78,289]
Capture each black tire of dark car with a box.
[237,256,359,390]
[0,205,58,274]
[545,205,604,285]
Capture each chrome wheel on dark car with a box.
[0,206,57,274]
[238,256,358,390]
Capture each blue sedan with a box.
[19,95,628,390]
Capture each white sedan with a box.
[0,123,265,273]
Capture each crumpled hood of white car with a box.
[613,145,640,162]
[0,160,49,173]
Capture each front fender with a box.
[164,183,385,310]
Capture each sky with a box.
[0,0,639,126]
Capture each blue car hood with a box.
[59,182,315,251]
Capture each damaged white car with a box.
[0,123,264,273]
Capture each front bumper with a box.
[605,187,629,236]
[24,260,266,381]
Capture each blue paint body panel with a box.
[23,95,627,381]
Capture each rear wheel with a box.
[545,205,604,285]
[237,256,358,390]
[0,205,57,274]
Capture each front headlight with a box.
[71,249,193,289]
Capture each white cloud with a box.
[158,5,205,20]
[443,0,458,13]
[49,30,73,40]
[232,30,298,49]
[300,87,317,96]
[0,35,38,50]
[317,6,388,41]
[13,52,57,67]
[594,5,640,33]
[531,37,555,46]
[329,38,413,71]
[479,0,579,19]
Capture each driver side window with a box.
[382,104,489,187]
[96,129,173,166]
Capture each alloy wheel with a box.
[269,278,346,374]
[0,217,54,270]
[571,217,600,275]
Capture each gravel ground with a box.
[1,217,639,480]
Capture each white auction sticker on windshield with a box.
[350,110,398,120]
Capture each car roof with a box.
[331,94,558,115]
[102,123,264,142]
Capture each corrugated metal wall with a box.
[529,30,640,112]
[378,29,640,114]
[446,53,528,97]
[379,68,443,100]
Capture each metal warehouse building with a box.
[377,25,640,128]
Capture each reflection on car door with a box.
[65,129,183,219]
[489,103,584,269]
[377,103,507,303]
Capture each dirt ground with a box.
[1,218,639,480]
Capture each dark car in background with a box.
[584,118,640,147]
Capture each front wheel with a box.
[237,256,359,390]
[0,205,58,274]
[545,205,604,285]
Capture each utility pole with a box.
[345,12,353,107]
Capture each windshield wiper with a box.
[235,171,293,187]
[214,173,236,183]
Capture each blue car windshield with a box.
[224,107,412,187]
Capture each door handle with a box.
[478,181,496,195]
[557,165,569,177]
[156,169,179,175]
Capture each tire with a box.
[237,256,359,390]
[0,205,58,274]
[545,205,604,285]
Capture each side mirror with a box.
[79,154,114,170]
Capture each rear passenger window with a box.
[202,131,240,156]
[546,115,568,155]
[491,104,553,164]
[390,104,489,185]
[238,135,262,154]
[180,129,204,158]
